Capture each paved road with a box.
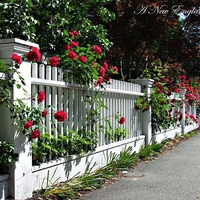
[81,132,200,200]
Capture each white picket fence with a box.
[0,38,199,200]
[31,63,144,146]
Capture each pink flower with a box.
[49,56,59,67]
[54,110,67,122]
[91,45,102,54]
[11,53,22,64]
[24,120,33,129]
[70,41,78,47]
[31,129,40,139]
[26,46,41,62]
[68,51,77,60]
[119,117,125,124]
[79,55,87,63]
[37,90,46,102]
[42,109,48,117]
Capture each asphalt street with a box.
[81,132,200,200]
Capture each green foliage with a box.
[60,40,100,85]
[0,0,114,54]
[137,141,162,160]
[32,130,98,165]
[141,64,178,133]
[183,131,197,139]
[134,96,150,112]
[150,91,171,132]
[0,59,25,106]
[67,129,97,155]
[0,141,18,174]
[105,127,128,142]
[39,146,139,199]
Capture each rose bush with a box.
[137,65,200,133]
[58,31,118,85]
[3,29,119,144]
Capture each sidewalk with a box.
[81,132,200,200]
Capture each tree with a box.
[104,0,200,80]
[0,0,115,54]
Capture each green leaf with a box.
[16,84,21,89]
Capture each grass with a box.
[27,129,199,200]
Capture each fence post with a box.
[0,38,39,199]
[180,89,186,134]
[132,79,154,145]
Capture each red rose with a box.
[119,117,125,125]
[112,66,118,72]
[63,44,70,50]
[68,51,77,60]
[99,67,106,76]
[26,46,41,62]
[70,41,78,47]
[37,90,46,102]
[11,53,22,64]
[97,76,103,85]
[103,75,110,83]
[69,32,74,37]
[72,30,78,36]
[42,109,48,117]
[79,55,87,63]
[91,45,102,54]
[145,105,150,111]
[24,120,33,129]
[49,56,59,67]
[94,82,98,87]
[174,88,180,93]
[54,110,67,122]
[135,105,139,110]
[103,62,108,70]
[189,114,195,119]
[31,129,40,139]
[160,101,165,105]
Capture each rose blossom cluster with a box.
[168,109,199,126]
[23,90,67,139]
[94,61,118,86]
[10,29,120,140]
[134,99,150,112]
[62,30,118,86]
[10,47,66,140]
[155,76,200,106]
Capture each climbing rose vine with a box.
[9,29,118,141]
